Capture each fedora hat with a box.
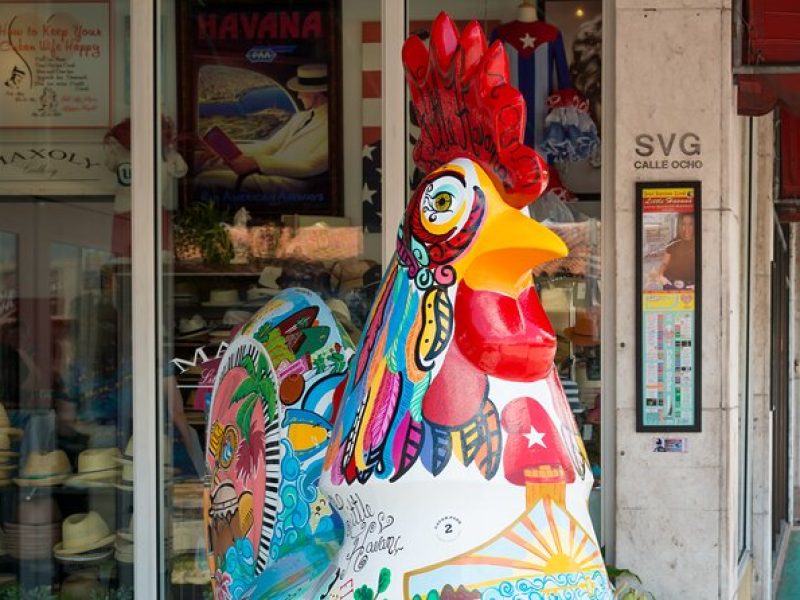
[177,314,210,339]
[287,64,327,93]
[66,448,121,486]
[0,433,18,459]
[563,308,600,347]
[14,450,72,486]
[202,289,240,307]
[0,404,22,438]
[53,512,115,556]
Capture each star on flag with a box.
[524,426,546,448]
[520,32,536,49]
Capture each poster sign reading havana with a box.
[0,1,111,128]
[178,0,341,215]
[636,181,702,432]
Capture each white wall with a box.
[612,1,745,597]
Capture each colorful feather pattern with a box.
[473,398,502,479]
[415,286,453,370]
[390,413,425,482]
[354,260,398,384]
[364,370,402,464]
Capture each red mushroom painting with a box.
[501,396,576,508]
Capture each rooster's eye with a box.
[432,192,453,213]
[419,170,469,234]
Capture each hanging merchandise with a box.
[529,169,578,223]
[491,2,599,164]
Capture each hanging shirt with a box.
[491,21,572,152]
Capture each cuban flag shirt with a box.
[491,20,572,153]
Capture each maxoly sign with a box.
[634,132,703,170]
[0,143,113,184]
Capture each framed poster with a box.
[0,1,112,128]
[177,0,342,216]
[636,181,702,432]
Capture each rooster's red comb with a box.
[403,12,548,208]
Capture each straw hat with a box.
[0,404,22,438]
[258,265,283,292]
[202,289,239,307]
[563,308,600,347]
[65,448,121,486]
[287,64,328,93]
[114,537,134,563]
[14,450,72,486]
[326,298,360,341]
[0,433,18,459]
[53,512,115,556]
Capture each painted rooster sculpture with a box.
[205,12,611,600]
[318,13,612,600]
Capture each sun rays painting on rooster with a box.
[320,13,612,600]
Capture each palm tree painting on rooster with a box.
[318,12,612,600]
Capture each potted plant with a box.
[174,201,234,265]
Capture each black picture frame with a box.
[635,181,702,432]
[176,0,343,217]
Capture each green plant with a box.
[175,201,234,264]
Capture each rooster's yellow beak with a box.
[462,205,568,296]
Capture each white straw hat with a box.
[53,512,115,556]
[0,404,22,438]
[66,448,121,486]
[14,450,72,486]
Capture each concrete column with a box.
[612,1,743,597]
[749,114,775,600]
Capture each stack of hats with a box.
[53,511,115,563]
[202,289,240,308]
[0,433,18,485]
[115,516,134,564]
[116,436,176,491]
[4,497,62,560]
[65,448,121,488]
[172,480,204,558]
[0,403,22,439]
[14,449,72,487]
[177,314,211,340]
[116,437,135,492]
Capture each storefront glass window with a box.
[0,1,135,596]
[157,1,384,595]
[406,0,604,538]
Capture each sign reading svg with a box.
[634,132,702,170]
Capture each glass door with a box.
[0,0,136,597]
[155,0,386,596]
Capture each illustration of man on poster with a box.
[198,64,329,196]
[658,212,695,289]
